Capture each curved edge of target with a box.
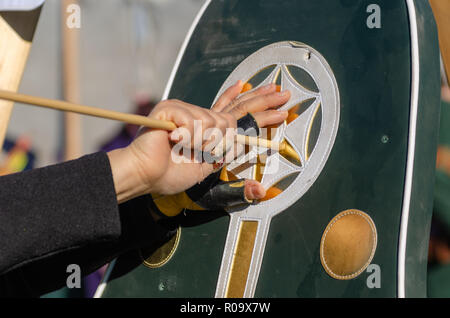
[397,0,420,299]
[93,258,116,298]
[93,1,211,299]
[162,0,212,101]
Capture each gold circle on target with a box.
[320,209,377,280]
[142,227,181,268]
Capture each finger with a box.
[222,83,277,113]
[251,109,288,128]
[150,100,194,125]
[212,80,244,112]
[203,112,236,152]
[189,108,224,150]
[215,112,237,131]
[231,90,291,119]
[203,127,227,159]
[222,138,244,165]
[224,83,279,112]
[164,108,205,149]
[237,83,277,104]
[159,102,217,148]
[244,180,266,200]
[210,130,237,164]
[167,101,230,135]
[199,161,214,183]
[151,106,194,143]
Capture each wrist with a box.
[107,147,148,204]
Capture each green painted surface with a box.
[105,218,230,297]
[103,0,439,297]
[428,265,450,298]
[403,0,440,297]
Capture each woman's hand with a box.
[108,81,290,204]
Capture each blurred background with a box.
[1,0,449,298]
[0,0,204,298]
[4,0,204,168]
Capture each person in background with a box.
[100,98,157,153]
[0,136,35,175]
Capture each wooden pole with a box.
[62,0,82,160]
[429,0,450,82]
[0,8,42,149]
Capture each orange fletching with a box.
[260,186,282,201]
[286,113,299,124]
[241,83,253,93]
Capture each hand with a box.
[211,81,291,199]
[213,81,290,127]
[108,81,290,204]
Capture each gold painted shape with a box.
[225,221,258,298]
[280,139,301,165]
[320,209,377,280]
[142,227,181,268]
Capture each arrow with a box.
[0,89,297,155]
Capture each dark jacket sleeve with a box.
[0,152,173,297]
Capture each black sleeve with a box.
[0,152,173,297]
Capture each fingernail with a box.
[213,161,224,171]
[279,111,289,117]
[235,80,243,86]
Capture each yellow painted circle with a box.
[320,209,377,280]
[142,227,181,269]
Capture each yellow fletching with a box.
[280,140,301,163]
[153,192,204,217]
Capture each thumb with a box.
[244,179,266,200]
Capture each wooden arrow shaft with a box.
[0,89,177,131]
[0,89,285,151]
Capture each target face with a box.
[100,0,438,298]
